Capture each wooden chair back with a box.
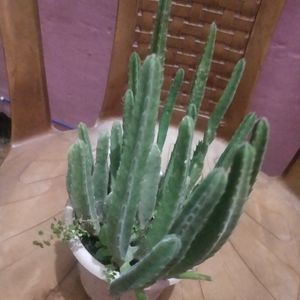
[0,0,51,144]
[0,0,285,144]
[102,0,285,137]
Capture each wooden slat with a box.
[0,0,51,143]
[100,0,138,118]
[103,0,285,139]
[224,0,286,137]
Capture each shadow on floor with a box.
[0,112,11,165]
[46,242,89,300]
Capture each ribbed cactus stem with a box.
[150,0,172,67]
[249,118,269,188]
[167,168,227,273]
[122,89,134,146]
[138,144,161,229]
[202,59,245,145]
[110,122,123,185]
[128,52,141,97]
[67,140,99,233]
[110,235,181,296]
[186,103,197,120]
[188,59,246,187]
[187,23,217,119]
[107,55,162,264]
[145,116,193,250]
[93,133,109,221]
[170,143,255,275]
[157,68,184,150]
[215,113,257,169]
[77,122,94,173]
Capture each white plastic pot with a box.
[64,205,178,300]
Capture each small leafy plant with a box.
[36,0,269,299]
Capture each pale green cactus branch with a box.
[249,118,269,189]
[110,121,123,185]
[67,140,99,233]
[203,59,246,146]
[187,23,217,119]
[122,89,134,146]
[128,52,141,97]
[78,122,94,173]
[138,144,161,229]
[150,0,172,66]
[168,168,227,273]
[170,143,255,275]
[188,59,246,188]
[107,55,162,264]
[93,133,109,221]
[157,68,184,150]
[215,112,257,169]
[110,235,181,296]
[145,116,193,250]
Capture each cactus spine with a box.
[66,0,269,298]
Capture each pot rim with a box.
[64,204,179,288]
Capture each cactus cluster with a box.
[66,0,268,299]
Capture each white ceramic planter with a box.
[64,205,178,300]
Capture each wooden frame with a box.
[0,0,51,143]
[224,0,286,137]
[100,0,138,119]
[100,0,286,139]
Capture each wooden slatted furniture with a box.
[1,0,299,299]
[102,0,286,137]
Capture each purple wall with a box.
[249,0,300,175]
[38,0,118,127]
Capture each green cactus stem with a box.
[107,55,162,264]
[249,118,269,188]
[138,144,161,229]
[122,89,134,146]
[157,68,184,150]
[128,52,141,97]
[187,23,217,119]
[215,113,257,169]
[189,59,246,188]
[150,0,172,67]
[110,235,181,296]
[77,122,94,173]
[110,122,123,185]
[93,133,109,221]
[170,143,255,275]
[145,116,193,250]
[67,140,99,233]
[168,168,227,272]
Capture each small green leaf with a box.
[175,271,212,281]
[135,289,148,300]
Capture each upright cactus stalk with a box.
[107,55,162,264]
[65,1,269,299]
[189,59,246,188]
[145,116,194,250]
[187,23,217,120]
[157,68,184,150]
[150,0,172,67]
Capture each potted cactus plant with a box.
[61,0,269,299]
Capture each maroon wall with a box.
[249,0,300,175]
[38,0,118,127]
